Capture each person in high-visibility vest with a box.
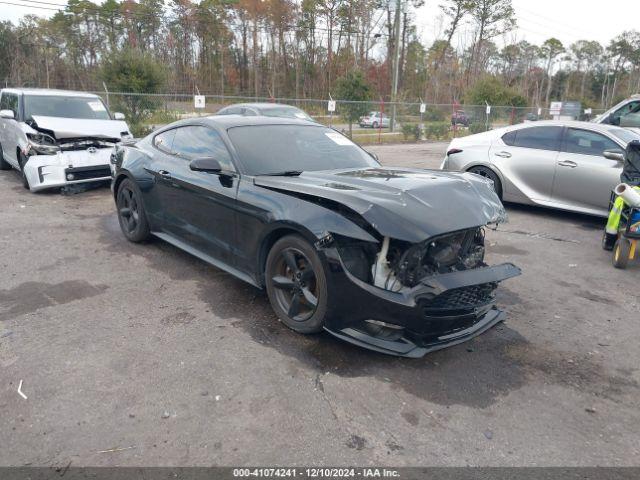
[604,140,640,249]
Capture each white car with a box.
[441,120,639,217]
[359,112,390,129]
[593,94,640,129]
[0,88,132,192]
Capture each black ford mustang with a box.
[110,116,521,357]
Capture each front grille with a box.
[423,282,497,314]
[65,165,111,181]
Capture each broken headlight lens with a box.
[27,132,60,155]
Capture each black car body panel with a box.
[111,116,521,357]
[254,168,506,242]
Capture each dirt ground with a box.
[0,142,638,467]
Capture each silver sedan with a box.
[441,121,640,217]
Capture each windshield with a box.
[609,127,640,145]
[261,107,313,121]
[24,95,111,121]
[227,125,379,175]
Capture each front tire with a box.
[18,153,30,189]
[602,231,617,251]
[0,143,10,170]
[468,165,502,199]
[372,121,379,129]
[116,178,150,242]
[265,235,329,334]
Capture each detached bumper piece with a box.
[325,262,521,358]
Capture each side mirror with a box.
[0,109,15,119]
[113,112,126,120]
[190,157,222,173]
[603,149,625,162]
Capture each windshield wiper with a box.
[261,170,303,176]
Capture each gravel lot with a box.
[1,141,639,467]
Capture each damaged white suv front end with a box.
[0,88,131,192]
[21,116,131,192]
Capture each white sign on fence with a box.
[327,100,336,112]
[538,107,542,116]
[584,108,592,115]
[485,105,491,115]
[419,103,426,113]
[550,101,562,115]
[194,95,206,109]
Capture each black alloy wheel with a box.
[116,178,150,242]
[265,235,328,333]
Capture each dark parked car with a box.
[216,102,314,122]
[451,110,471,127]
[111,116,520,357]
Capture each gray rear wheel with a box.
[468,166,502,199]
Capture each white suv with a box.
[0,88,132,192]
[593,95,640,129]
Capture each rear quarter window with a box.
[505,126,563,151]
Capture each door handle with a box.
[558,160,578,168]
[158,169,172,179]
[494,151,512,158]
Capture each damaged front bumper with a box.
[23,148,113,192]
[323,248,521,358]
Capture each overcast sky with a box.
[2,0,639,49]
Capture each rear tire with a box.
[265,235,329,334]
[468,165,502,199]
[116,178,150,242]
[0,143,10,170]
[612,238,631,269]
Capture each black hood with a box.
[254,167,507,242]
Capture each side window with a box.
[242,108,257,116]
[153,129,176,154]
[511,126,563,151]
[220,107,241,115]
[0,93,18,117]
[610,101,640,125]
[502,130,517,146]
[563,128,619,156]
[171,126,234,170]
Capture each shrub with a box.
[469,123,492,134]
[423,122,450,140]
[402,123,422,141]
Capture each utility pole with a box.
[390,0,402,132]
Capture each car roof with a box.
[162,115,320,130]
[507,120,626,134]
[221,102,302,110]
[1,88,101,98]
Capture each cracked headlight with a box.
[27,132,60,155]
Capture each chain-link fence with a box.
[94,91,607,143]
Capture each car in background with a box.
[451,110,471,127]
[0,88,131,192]
[359,112,389,128]
[110,115,519,358]
[216,102,314,122]
[441,120,640,217]
[593,95,640,128]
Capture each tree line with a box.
[1,0,639,110]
